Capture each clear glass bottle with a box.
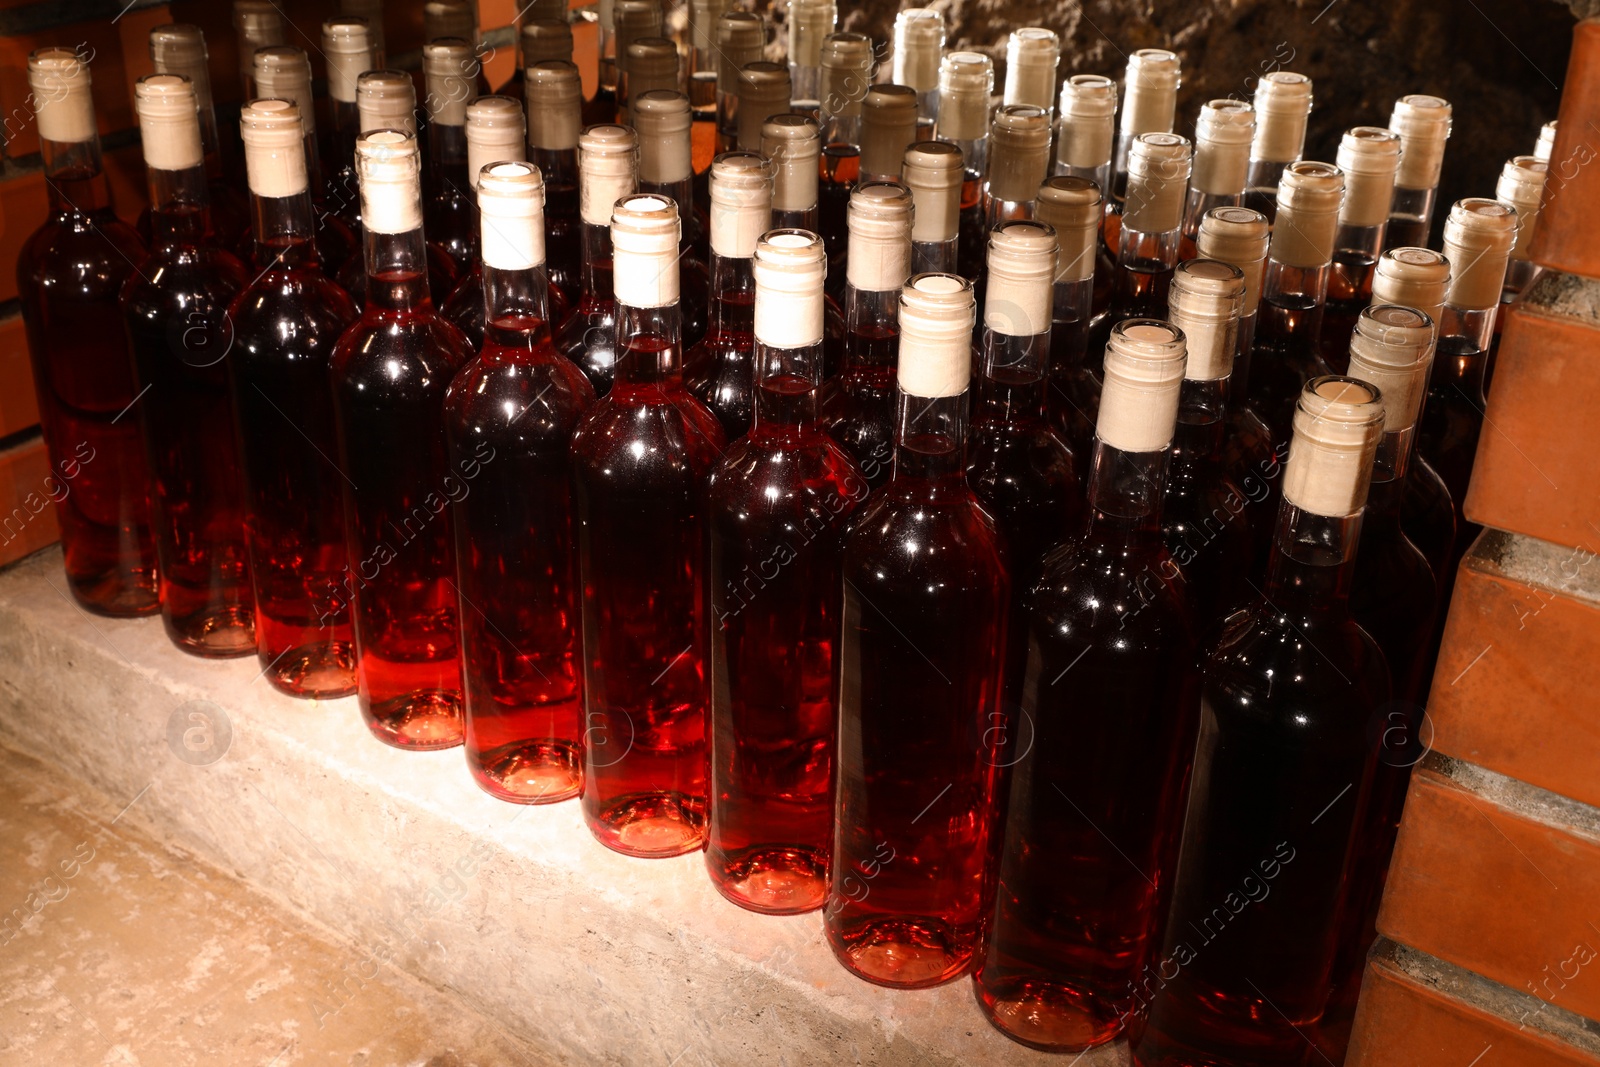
[1243,71,1313,222]
[147,25,250,244]
[892,8,944,135]
[817,32,874,279]
[1195,206,1274,501]
[1003,28,1059,115]
[820,181,915,487]
[983,105,1053,228]
[525,60,584,309]
[1319,127,1402,372]
[902,141,964,274]
[787,0,835,114]
[1054,74,1116,193]
[1131,377,1390,1067]
[1180,99,1254,250]
[329,130,471,748]
[621,36,678,124]
[555,124,638,395]
[609,0,662,120]
[339,0,387,67]
[763,114,821,231]
[229,100,359,696]
[975,319,1197,1051]
[935,51,995,284]
[828,273,1009,989]
[1497,154,1548,300]
[1383,95,1452,251]
[498,17,573,98]
[705,229,865,913]
[571,193,727,857]
[685,152,773,439]
[17,49,157,616]
[1110,49,1180,206]
[422,39,481,271]
[859,85,920,184]
[233,0,286,101]
[715,12,765,152]
[320,17,374,232]
[123,74,254,656]
[445,160,594,803]
[735,61,791,153]
[1035,176,1102,472]
[634,90,711,347]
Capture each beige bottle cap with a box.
[1191,99,1254,196]
[611,192,681,307]
[902,141,963,244]
[1004,27,1060,111]
[847,180,914,291]
[526,60,582,151]
[579,123,639,225]
[1036,176,1102,283]
[1335,126,1401,227]
[1534,119,1557,163]
[1119,48,1180,136]
[898,274,975,398]
[339,0,385,60]
[465,96,525,188]
[736,62,790,152]
[1250,71,1312,163]
[1097,319,1187,452]
[1124,132,1192,233]
[234,1,286,49]
[632,90,691,184]
[627,37,679,97]
[789,0,836,70]
[1282,376,1385,517]
[1167,258,1245,380]
[323,18,374,105]
[715,13,765,96]
[1197,205,1270,317]
[1056,74,1116,170]
[149,26,214,113]
[754,229,828,349]
[29,47,96,145]
[860,84,919,177]
[937,51,993,142]
[892,9,944,92]
[763,114,820,212]
[423,39,479,125]
[424,0,476,44]
[1441,197,1516,310]
[240,98,307,198]
[478,160,546,269]
[1270,161,1345,269]
[135,74,203,172]
[255,47,315,135]
[1497,155,1548,261]
[689,0,730,53]
[985,221,1057,337]
[1347,304,1434,432]
[987,105,1052,203]
[1388,94,1451,191]
[819,32,874,120]
[356,129,422,233]
[708,150,773,258]
[612,0,662,78]
[1371,247,1450,323]
[522,19,574,66]
[358,70,417,135]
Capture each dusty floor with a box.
[0,743,544,1066]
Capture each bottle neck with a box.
[1117,216,1181,272]
[1440,303,1496,357]
[912,237,958,274]
[148,164,215,246]
[579,221,616,303]
[1085,438,1169,541]
[773,204,819,231]
[482,260,554,352]
[42,137,112,214]
[429,122,469,182]
[1263,256,1331,309]
[534,147,580,216]
[709,252,755,334]
[842,284,900,364]
[615,300,685,384]
[891,388,968,485]
[364,225,433,309]
[1262,503,1363,619]
[1170,375,1229,475]
[974,328,1049,425]
[984,192,1037,227]
[250,189,321,269]
[752,337,825,433]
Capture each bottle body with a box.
[820,286,901,487]
[555,223,622,395]
[684,254,756,439]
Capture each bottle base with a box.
[709,845,827,915]
[972,973,1126,1053]
[67,571,160,618]
[261,641,358,700]
[167,606,257,659]
[470,740,582,804]
[586,791,706,858]
[827,916,973,989]
[365,690,464,750]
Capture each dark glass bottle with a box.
[570,193,727,857]
[820,182,915,488]
[555,124,637,396]
[445,161,594,802]
[525,61,584,311]
[828,273,1009,989]
[1034,177,1103,479]
[1317,127,1402,373]
[1131,377,1391,1067]
[228,100,359,697]
[17,49,158,616]
[421,40,481,272]
[974,319,1199,1052]
[122,74,254,656]
[705,229,865,913]
[330,130,471,748]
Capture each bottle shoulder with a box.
[709,435,870,528]
[571,383,728,477]
[332,306,470,392]
[445,346,596,440]
[1205,604,1391,718]
[20,211,146,294]
[845,478,1009,584]
[230,270,358,343]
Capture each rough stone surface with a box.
[0,546,1124,1067]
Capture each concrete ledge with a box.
[0,546,1117,1066]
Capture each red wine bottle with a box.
[1035,176,1102,478]
[17,49,158,616]
[1241,71,1312,223]
[982,105,1052,230]
[1109,50,1179,209]
[421,39,481,271]
[555,125,637,395]
[1382,95,1452,252]
[633,90,711,348]
[891,9,943,136]
[763,114,821,232]
[1318,127,1401,372]
[934,50,993,285]
[1053,73,1116,194]
[525,61,584,310]
[1180,99,1253,251]
[903,141,963,275]
[860,85,919,184]
[321,17,375,233]
[496,14,572,98]
[816,33,872,286]
[147,25,250,246]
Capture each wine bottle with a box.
[445,159,594,803]
[891,8,944,136]
[526,60,584,309]
[423,0,490,94]
[1131,376,1390,1067]
[233,0,285,100]
[17,48,157,616]
[688,0,728,159]
[1053,74,1116,192]
[570,192,727,856]
[1195,206,1274,500]
[320,17,374,232]
[338,0,386,67]
[148,25,249,244]
[860,85,919,183]
[817,32,874,276]
[787,0,835,114]
[1383,95,1452,251]
[1180,99,1254,250]
[764,114,821,231]
[422,39,481,270]
[1242,71,1312,222]
[329,130,471,747]
[735,62,791,153]
[903,141,963,274]
[555,124,638,395]
[685,152,774,439]
[705,229,865,913]
[715,13,765,152]
[1533,118,1558,162]
[1003,28,1060,115]
[498,18,572,98]
[974,318,1196,1051]
[984,105,1053,227]
[634,90,711,347]
[820,181,915,487]
[228,99,359,696]
[828,273,1008,989]
[1088,132,1192,358]
[622,37,678,124]
[934,51,994,282]
[1110,49,1180,206]
[1496,154,1548,300]
[1318,127,1402,372]
[1035,176,1102,472]
[123,74,254,656]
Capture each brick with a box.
[0,435,60,566]
[0,169,49,305]
[1532,19,1600,279]
[1377,756,1600,1026]
[1348,942,1600,1067]
[1429,529,1600,809]
[1466,273,1600,552]
[0,315,40,440]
